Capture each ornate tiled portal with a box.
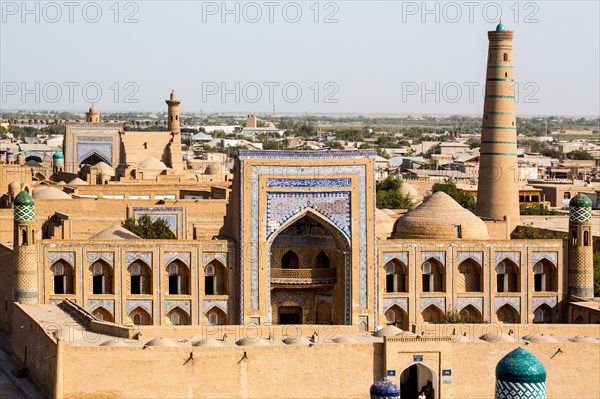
[235,150,377,327]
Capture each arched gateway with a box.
[269,212,349,325]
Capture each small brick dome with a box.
[392,191,489,239]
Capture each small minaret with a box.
[495,348,546,399]
[246,114,257,128]
[85,105,100,123]
[475,21,520,227]
[166,90,181,135]
[52,151,65,174]
[568,193,594,298]
[12,190,38,304]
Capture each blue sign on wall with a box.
[443,380,452,384]
[443,370,452,376]
[387,370,396,377]
[413,355,423,362]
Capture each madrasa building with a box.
[0,23,598,399]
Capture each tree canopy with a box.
[566,150,594,160]
[376,175,413,209]
[519,204,563,215]
[122,215,176,239]
[430,179,476,212]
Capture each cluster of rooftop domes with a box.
[391,191,489,240]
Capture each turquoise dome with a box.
[14,190,34,206]
[496,21,505,31]
[53,152,64,159]
[496,348,546,383]
[370,378,400,398]
[570,193,592,208]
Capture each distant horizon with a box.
[1,109,599,120]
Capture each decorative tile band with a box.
[238,150,376,160]
[532,296,557,310]
[382,252,409,266]
[456,251,483,266]
[125,251,153,268]
[570,207,592,222]
[494,251,521,267]
[495,380,546,399]
[126,299,153,315]
[531,251,558,266]
[14,205,35,221]
[456,297,483,313]
[266,178,352,188]
[202,252,227,267]
[47,251,76,267]
[420,252,446,266]
[88,299,115,314]
[203,299,228,315]
[87,252,115,267]
[494,296,521,312]
[164,300,191,315]
[164,252,191,268]
[383,297,408,313]
[420,297,446,312]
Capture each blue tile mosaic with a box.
[266,178,352,188]
[266,192,351,239]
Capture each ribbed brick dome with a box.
[392,191,489,239]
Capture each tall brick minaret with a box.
[476,21,520,228]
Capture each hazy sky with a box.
[1,1,599,116]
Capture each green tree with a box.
[376,175,413,209]
[122,215,176,239]
[567,150,594,160]
[324,140,344,149]
[467,140,481,149]
[519,204,563,215]
[510,224,567,240]
[430,179,476,212]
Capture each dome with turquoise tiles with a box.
[496,347,546,383]
[53,151,64,159]
[570,193,592,208]
[496,19,505,31]
[14,190,35,221]
[370,377,400,398]
[569,193,592,222]
[495,348,546,399]
[14,190,34,206]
